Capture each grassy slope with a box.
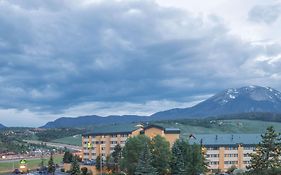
[156,119,281,137]
[0,154,63,174]
[52,134,82,146]
[51,119,281,145]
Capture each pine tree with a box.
[111,144,122,173]
[150,135,171,175]
[96,155,101,171]
[47,152,56,175]
[135,142,158,175]
[63,150,73,163]
[70,156,80,175]
[187,144,208,175]
[170,140,186,175]
[121,135,151,175]
[247,126,281,174]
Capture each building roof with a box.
[188,134,261,146]
[82,123,140,136]
[82,123,180,136]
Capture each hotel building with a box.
[81,124,180,161]
[189,134,261,172]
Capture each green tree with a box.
[150,135,171,175]
[247,126,281,175]
[96,155,101,171]
[121,135,151,175]
[171,139,207,175]
[63,150,73,163]
[111,144,122,173]
[40,152,45,168]
[187,144,208,175]
[70,156,80,175]
[47,152,56,175]
[170,140,187,175]
[135,142,157,175]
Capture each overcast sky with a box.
[0,0,281,127]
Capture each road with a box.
[3,169,69,175]
[23,140,81,151]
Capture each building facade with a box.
[190,134,260,172]
[81,124,180,161]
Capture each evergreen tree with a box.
[63,150,73,163]
[70,156,80,175]
[47,152,56,175]
[171,139,207,175]
[121,135,151,175]
[188,144,208,175]
[135,142,157,175]
[96,155,101,171]
[40,152,45,168]
[150,135,171,175]
[170,140,187,175]
[247,126,281,175]
[111,144,122,173]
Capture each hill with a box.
[41,85,281,128]
[42,115,149,128]
[0,124,6,129]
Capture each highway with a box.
[23,140,81,151]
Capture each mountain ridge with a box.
[41,85,281,128]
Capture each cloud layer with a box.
[0,0,281,126]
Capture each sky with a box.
[0,0,281,127]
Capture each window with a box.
[244,147,255,150]
[209,161,219,165]
[225,147,238,150]
[207,147,219,150]
[225,154,238,157]
[224,161,238,164]
[206,154,219,158]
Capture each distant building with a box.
[189,134,261,172]
[81,124,180,161]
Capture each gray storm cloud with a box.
[0,0,280,126]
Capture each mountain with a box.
[0,123,6,129]
[42,85,281,128]
[41,115,149,128]
[152,85,281,120]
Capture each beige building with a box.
[189,134,260,172]
[81,124,180,161]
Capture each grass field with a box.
[0,154,63,174]
[53,134,82,146]
[51,119,281,146]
